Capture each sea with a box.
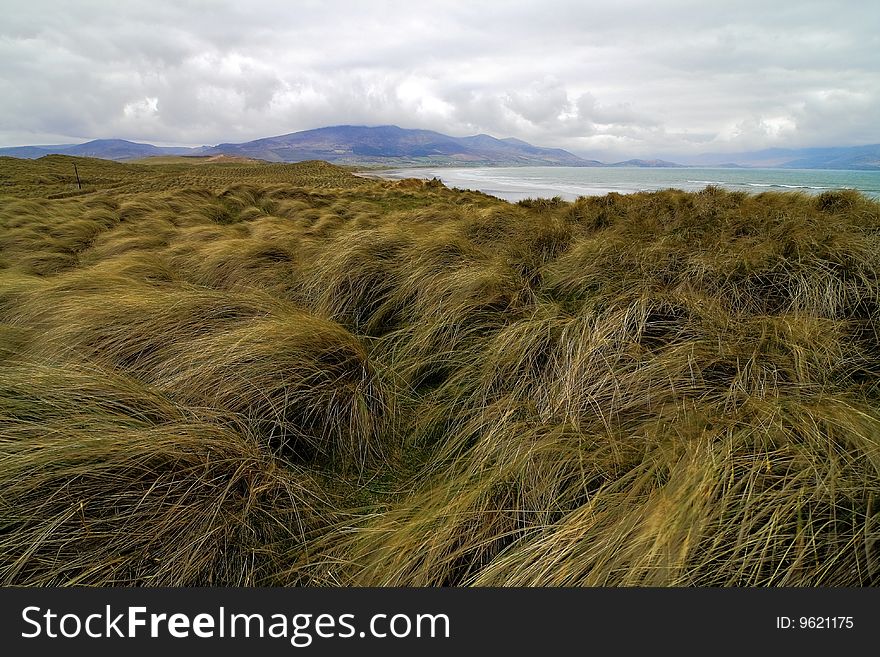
[372,166,880,203]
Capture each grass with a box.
[1,155,879,586]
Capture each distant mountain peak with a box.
[199,125,593,166]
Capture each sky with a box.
[1,0,878,160]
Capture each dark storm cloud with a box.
[1,0,877,158]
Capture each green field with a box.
[1,154,879,585]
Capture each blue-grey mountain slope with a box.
[685,144,880,170]
[202,125,595,166]
[0,139,197,161]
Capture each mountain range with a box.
[679,144,880,170]
[0,126,594,167]
[201,125,596,166]
[0,139,194,161]
[1,125,879,169]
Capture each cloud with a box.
[504,79,570,125]
[1,0,878,158]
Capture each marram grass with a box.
[1,154,879,585]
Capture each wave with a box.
[745,182,833,190]
[688,179,837,191]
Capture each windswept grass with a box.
[1,157,879,586]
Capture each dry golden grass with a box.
[1,155,879,585]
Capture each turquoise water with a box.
[375,166,880,202]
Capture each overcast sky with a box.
[2,0,878,159]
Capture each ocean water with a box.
[374,166,880,202]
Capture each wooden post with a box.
[73,163,82,190]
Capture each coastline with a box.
[357,165,880,202]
